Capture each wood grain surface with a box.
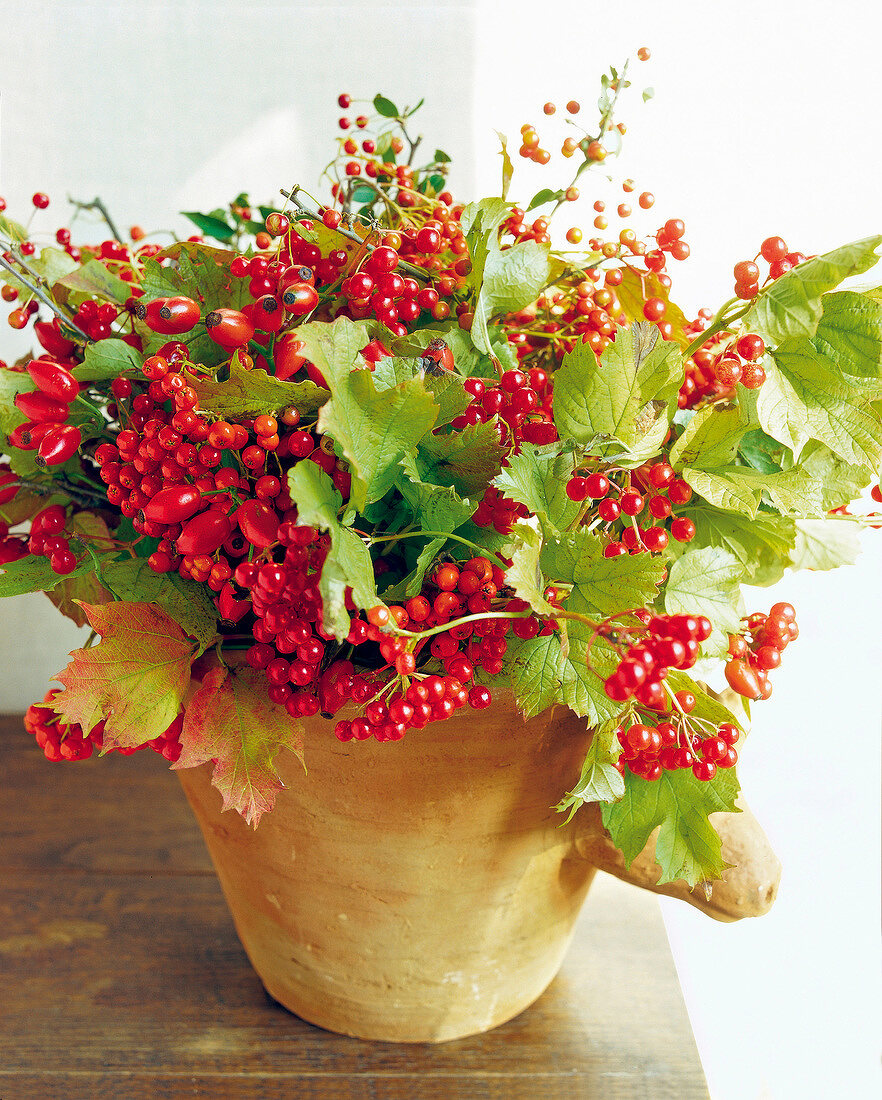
[0,713,709,1099]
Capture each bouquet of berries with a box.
[2,56,880,890]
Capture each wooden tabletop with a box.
[0,712,708,1099]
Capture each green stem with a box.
[682,297,749,360]
[0,253,91,342]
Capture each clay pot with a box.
[177,693,779,1043]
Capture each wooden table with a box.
[0,713,708,1099]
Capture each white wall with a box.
[2,3,880,1097]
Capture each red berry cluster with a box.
[24,689,183,762]
[603,612,713,708]
[680,330,767,409]
[724,601,798,701]
[567,462,696,556]
[23,503,79,575]
[614,707,739,783]
[732,237,808,300]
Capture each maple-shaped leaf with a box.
[52,601,195,748]
[174,665,303,827]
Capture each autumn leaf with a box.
[174,664,304,827]
[52,601,195,748]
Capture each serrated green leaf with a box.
[663,547,743,652]
[813,290,882,379]
[503,523,557,617]
[101,558,218,654]
[508,629,619,725]
[685,506,795,587]
[541,528,666,617]
[669,404,746,470]
[397,453,475,534]
[72,338,141,382]
[186,359,328,419]
[492,442,582,532]
[286,462,377,639]
[759,337,882,467]
[318,364,438,513]
[737,428,787,473]
[182,211,236,243]
[147,241,250,311]
[415,419,507,497]
[55,259,131,304]
[0,551,95,597]
[743,235,882,344]
[553,323,681,453]
[601,763,740,886]
[791,518,861,570]
[557,719,625,820]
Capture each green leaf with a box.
[527,188,564,212]
[460,198,514,356]
[55,259,131,304]
[557,718,625,820]
[397,453,476,534]
[72,338,141,382]
[669,404,746,470]
[601,763,740,886]
[553,323,682,454]
[508,629,619,725]
[0,213,28,243]
[642,87,655,102]
[759,337,882,467]
[146,241,251,311]
[286,462,378,639]
[373,94,399,117]
[685,506,795,588]
[742,235,882,344]
[495,132,514,201]
[415,419,507,497]
[479,239,552,318]
[790,518,861,570]
[0,551,95,597]
[182,211,236,243]
[185,359,327,419]
[492,442,582,532]
[813,290,882,379]
[101,559,218,654]
[433,148,451,163]
[540,528,666,617]
[349,184,377,204]
[664,670,743,731]
[503,523,558,617]
[318,358,438,512]
[663,547,743,652]
[681,464,833,519]
[738,428,787,474]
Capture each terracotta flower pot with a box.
[177,693,779,1043]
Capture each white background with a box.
[1,3,880,1097]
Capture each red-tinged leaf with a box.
[52,601,194,747]
[174,665,303,827]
